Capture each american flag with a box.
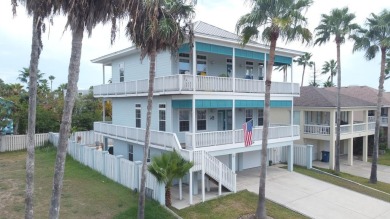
[243,120,253,147]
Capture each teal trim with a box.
[172,100,192,109]
[178,44,190,53]
[266,54,292,65]
[270,100,292,108]
[195,99,233,108]
[235,100,264,108]
[236,49,265,60]
[196,42,233,56]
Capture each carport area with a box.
[237,165,390,219]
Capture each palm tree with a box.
[274,64,289,82]
[351,9,390,184]
[323,81,335,87]
[148,151,193,207]
[314,7,359,174]
[48,75,55,91]
[49,1,120,218]
[294,52,313,87]
[124,1,195,217]
[236,1,312,218]
[321,59,337,84]
[11,1,58,218]
[17,67,45,88]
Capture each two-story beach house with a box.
[91,21,303,204]
[294,86,390,170]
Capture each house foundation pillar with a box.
[287,144,293,172]
[363,136,368,162]
[347,138,353,166]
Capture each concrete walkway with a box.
[314,159,390,184]
[237,166,390,219]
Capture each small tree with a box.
[148,150,193,207]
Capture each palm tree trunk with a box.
[25,13,41,219]
[300,65,306,87]
[370,48,386,183]
[137,40,157,219]
[256,37,276,219]
[335,42,341,173]
[49,26,84,219]
[165,187,171,207]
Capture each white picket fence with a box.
[48,132,165,205]
[0,133,49,152]
[280,144,312,167]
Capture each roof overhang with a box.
[91,46,138,65]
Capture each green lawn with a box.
[0,144,174,219]
[175,190,308,219]
[293,165,390,203]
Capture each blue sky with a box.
[0,0,389,90]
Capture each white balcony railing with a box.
[304,124,330,135]
[368,122,376,130]
[93,75,299,97]
[185,125,299,149]
[93,122,181,151]
[368,116,375,123]
[353,123,366,132]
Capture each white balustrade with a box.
[196,76,233,92]
[235,78,264,93]
[303,124,330,135]
[368,122,376,130]
[339,125,351,134]
[353,123,366,132]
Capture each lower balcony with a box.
[94,122,299,151]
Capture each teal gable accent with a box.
[196,100,233,108]
[235,100,264,108]
[172,100,192,109]
[266,54,292,65]
[196,42,233,56]
[270,100,292,108]
[235,49,264,60]
[178,44,190,53]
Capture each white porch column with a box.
[287,144,294,172]
[102,98,106,122]
[189,152,193,204]
[201,150,205,202]
[232,48,236,92]
[329,110,336,170]
[306,144,313,169]
[264,54,267,89]
[192,41,197,92]
[363,136,368,162]
[347,138,353,166]
[179,178,182,200]
[231,153,236,173]
[233,99,236,144]
[102,64,106,84]
[192,96,196,149]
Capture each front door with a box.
[218,110,232,131]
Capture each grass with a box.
[292,165,390,203]
[175,190,309,219]
[0,144,174,219]
[369,149,390,166]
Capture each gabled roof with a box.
[92,21,305,64]
[294,86,377,108]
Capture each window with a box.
[245,61,254,78]
[226,59,232,77]
[119,63,124,82]
[197,55,207,75]
[381,108,388,116]
[258,109,264,126]
[159,104,166,131]
[135,104,141,128]
[179,110,190,132]
[197,110,207,131]
[179,53,190,74]
[246,109,253,122]
[128,144,133,161]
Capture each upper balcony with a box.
[93,75,300,98]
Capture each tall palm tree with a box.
[314,7,359,174]
[236,1,312,218]
[294,52,313,87]
[48,1,120,218]
[321,59,337,84]
[124,1,194,217]
[17,67,45,88]
[148,151,193,207]
[48,75,55,91]
[11,1,58,218]
[351,9,390,184]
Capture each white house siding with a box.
[112,96,173,132]
[270,108,290,125]
[155,51,173,78]
[113,139,164,162]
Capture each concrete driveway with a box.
[237,166,390,219]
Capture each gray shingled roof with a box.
[323,86,390,106]
[294,86,376,108]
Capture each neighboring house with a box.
[293,86,390,170]
[91,21,303,204]
[0,97,14,135]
